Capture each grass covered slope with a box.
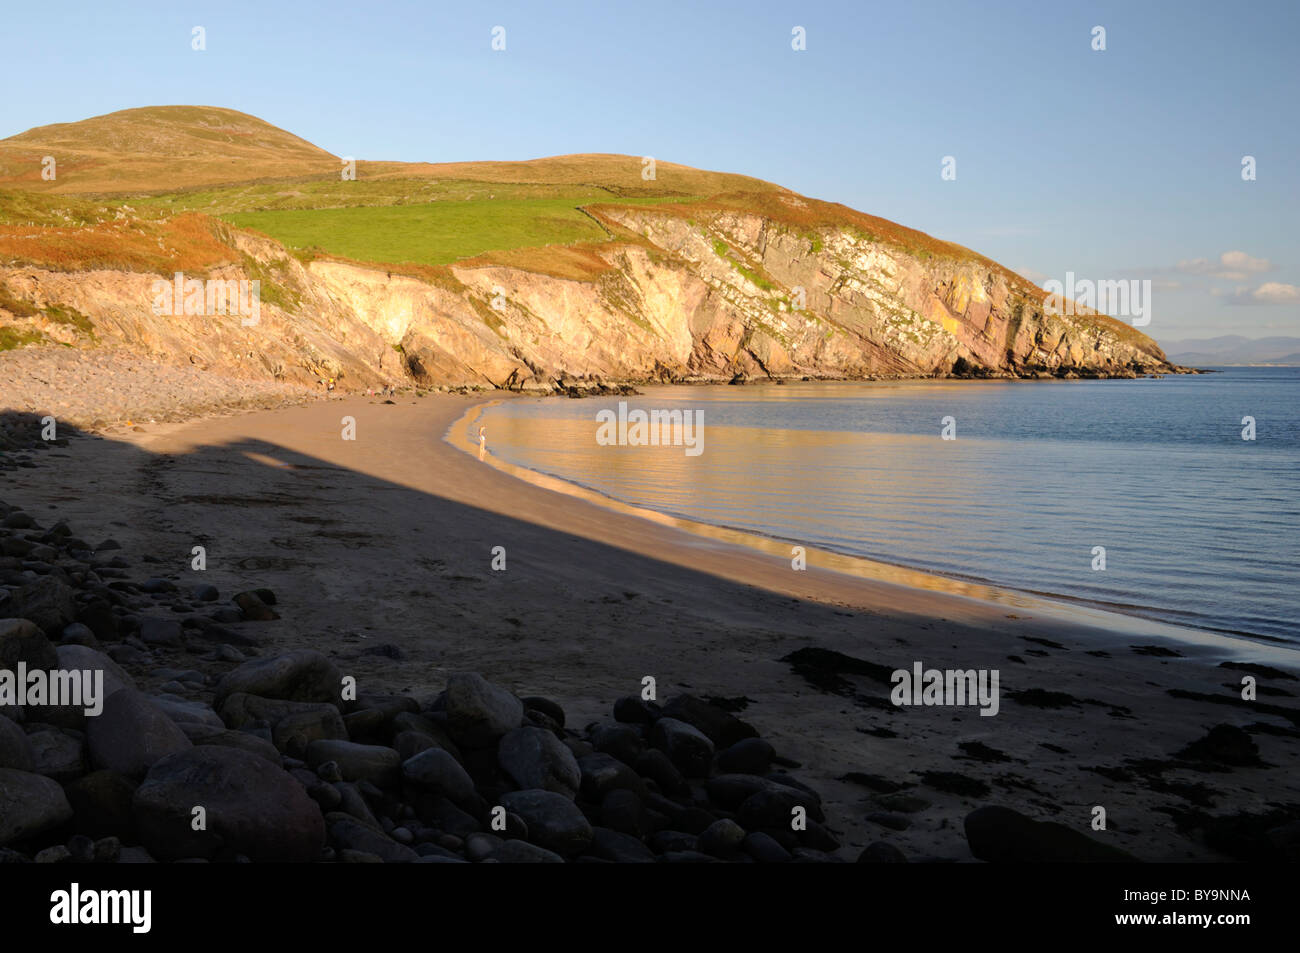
[0,105,1176,383]
[0,105,1025,276]
[226,196,681,267]
[0,106,338,194]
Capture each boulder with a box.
[134,746,326,862]
[0,716,35,771]
[193,730,282,765]
[233,591,278,621]
[304,740,400,787]
[589,722,643,764]
[498,726,581,798]
[633,748,688,795]
[612,696,661,725]
[86,690,192,777]
[402,748,476,803]
[213,650,341,707]
[0,617,59,672]
[148,696,223,730]
[325,814,418,863]
[737,787,808,830]
[717,737,775,774]
[699,818,747,856]
[578,752,646,801]
[218,692,340,731]
[137,617,183,647]
[27,727,86,783]
[63,770,138,839]
[8,577,77,635]
[443,673,523,747]
[271,705,348,753]
[661,695,758,748]
[56,644,135,698]
[588,826,656,863]
[392,712,462,760]
[0,768,72,846]
[520,696,566,728]
[500,789,594,857]
[650,717,714,777]
[75,601,119,642]
[858,841,907,863]
[744,831,793,863]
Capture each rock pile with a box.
[0,498,854,863]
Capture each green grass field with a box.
[226,198,604,265]
[224,193,689,266]
[147,179,618,215]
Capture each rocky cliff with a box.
[0,197,1177,396]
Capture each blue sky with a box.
[3,0,1296,342]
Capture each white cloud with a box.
[1251,282,1300,303]
[1224,282,1300,305]
[1219,250,1272,274]
[1174,250,1274,280]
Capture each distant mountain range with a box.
[1160,336,1300,366]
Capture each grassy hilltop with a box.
[0,106,1165,378]
[0,106,998,276]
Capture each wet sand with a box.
[5,392,1298,861]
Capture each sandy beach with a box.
[3,391,1298,861]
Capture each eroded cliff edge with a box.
[0,196,1181,398]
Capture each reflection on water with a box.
[450,371,1300,647]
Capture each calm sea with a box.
[465,368,1300,646]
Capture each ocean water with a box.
[465,368,1300,645]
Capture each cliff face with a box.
[0,203,1174,394]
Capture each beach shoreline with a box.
[3,391,1298,861]
[446,397,1297,664]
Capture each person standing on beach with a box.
[478,425,487,460]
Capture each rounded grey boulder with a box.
[9,577,77,635]
[0,767,73,846]
[498,726,581,798]
[444,673,523,746]
[650,717,715,777]
[86,689,193,778]
[0,716,35,772]
[401,747,475,803]
[213,650,342,707]
[500,789,594,857]
[304,739,400,787]
[134,746,325,862]
[0,617,59,673]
